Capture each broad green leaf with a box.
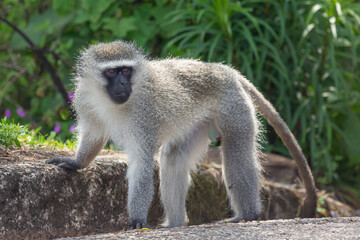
[14,138,21,148]
[103,17,137,38]
[10,9,72,49]
[52,0,75,16]
[74,8,89,24]
[81,0,117,23]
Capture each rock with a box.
[260,153,299,184]
[206,147,300,184]
[0,155,129,240]
[59,217,360,240]
[0,149,358,239]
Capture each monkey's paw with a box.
[218,215,259,224]
[127,221,148,230]
[46,157,80,171]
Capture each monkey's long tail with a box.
[242,79,317,218]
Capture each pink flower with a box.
[16,108,26,117]
[54,123,61,134]
[4,108,11,118]
[68,92,74,101]
[69,125,76,133]
[216,136,222,141]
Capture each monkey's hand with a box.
[46,157,80,171]
[127,220,148,230]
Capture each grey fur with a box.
[47,40,316,229]
[159,123,210,227]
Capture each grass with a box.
[0,117,76,149]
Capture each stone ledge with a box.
[0,151,356,239]
[0,156,130,240]
[60,217,360,240]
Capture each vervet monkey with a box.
[46,40,316,229]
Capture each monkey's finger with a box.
[45,158,62,165]
[58,162,79,171]
[45,157,79,170]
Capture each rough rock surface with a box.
[0,155,130,240]
[0,148,358,239]
[60,217,360,240]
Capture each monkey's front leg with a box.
[126,149,155,230]
[46,130,107,170]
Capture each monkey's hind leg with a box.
[217,109,261,222]
[159,124,209,228]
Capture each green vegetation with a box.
[0,117,27,148]
[1,0,359,196]
[168,0,360,188]
[0,117,76,149]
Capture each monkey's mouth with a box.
[110,92,130,104]
[113,92,128,97]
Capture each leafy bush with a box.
[0,117,27,148]
[0,0,182,141]
[166,0,360,192]
[1,0,360,194]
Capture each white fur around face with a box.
[99,60,138,70]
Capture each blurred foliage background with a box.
[1,0,360,197]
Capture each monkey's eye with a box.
[105,68,117,77]
[122,67,131,73]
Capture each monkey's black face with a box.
[103,66,133,104]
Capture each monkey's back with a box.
[135,59,247,141]
[147,58,240,103]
